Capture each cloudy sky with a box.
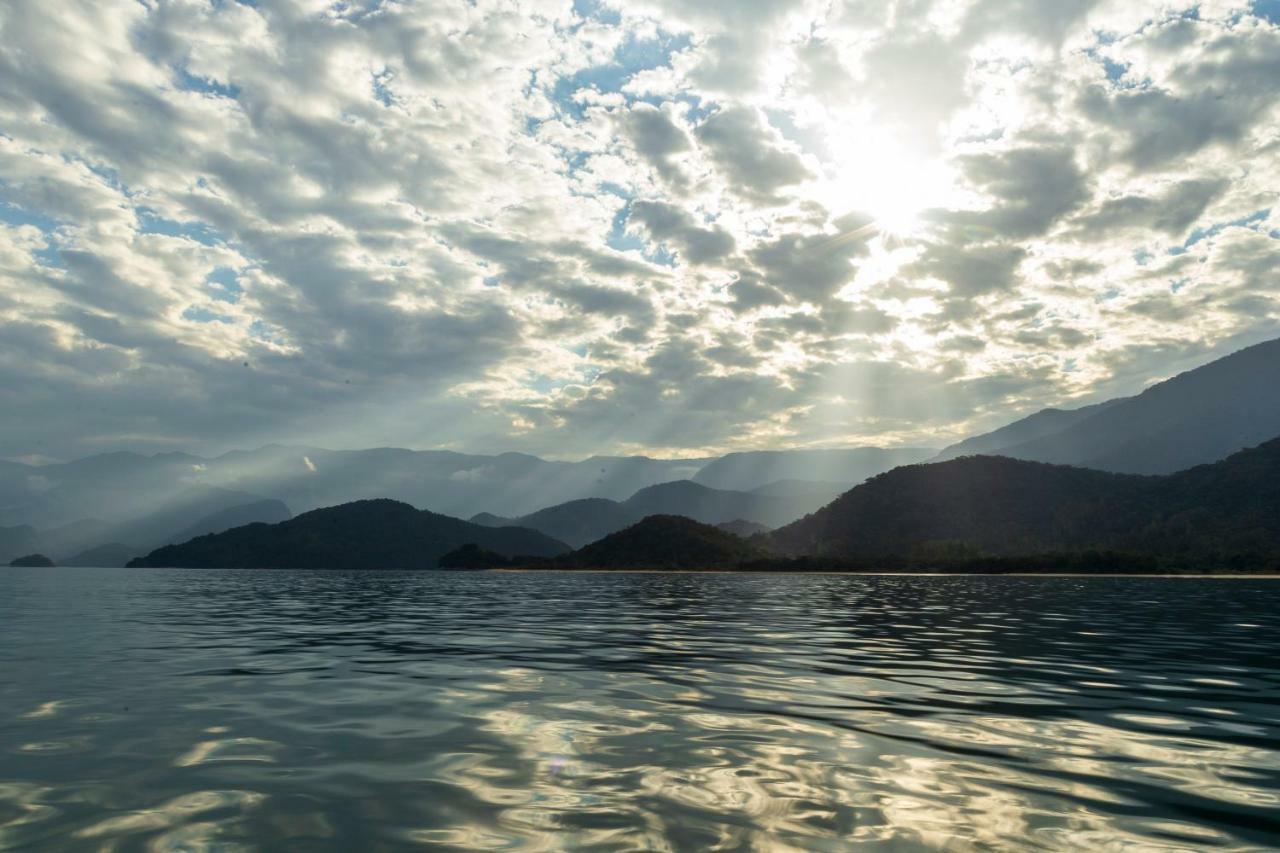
[1,0,1277,462]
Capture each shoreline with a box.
[11,566,1280,577]
[493,568,1280,578]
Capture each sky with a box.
[0,0,1277,463]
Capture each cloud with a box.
[0,0,1276,460]
[951,145,1089,239]
[749,228,871,303]
[903,241,1028,298]
[627,200,735,264]
[694,106,813,203]
[449,466,494,483]
[1076,15,1280,171]
[1071,178,1230,239]
[726,270,787,312]
[618,102,693,190]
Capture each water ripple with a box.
[1,569,1278,850]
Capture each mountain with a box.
[471,498,637,549]
[0,446,705,530]
[167,499,292,545]
[60,543,139,568]
[770,437,1280,568]
[749,479,850,502]
[0,444,931,534]
[716,519,770,537]
[693,448,936,492]
[0,525,40,564]
[0,451,212,528]
[471,480,817,548]
[39,518,112,552]
[933,400,1124,461]
[0,491,293,566]
[937,337,1280,474]
[97,488,288,553]
[128,499,571,569]
[624,480,797,526]
[560,515,766,569]
[0,521,122,564]
[167,447,708,522]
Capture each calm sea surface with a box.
[1,569,1278,851]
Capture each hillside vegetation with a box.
[771,438,1280,570]
[129,499,570,569]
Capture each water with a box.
[1,569,1279,851]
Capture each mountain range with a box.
[0,445,923,533]
[934,337,1280,474]
[692,448,935,491]
[118,436,1280,573]
[0,445,924,564]
[0,487,290,566]
[8,335,1280,570]
[470,479,836,547]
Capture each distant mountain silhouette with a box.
[9,553,54,567]
[0,442,937,536]
[0,489,294,566]
[167,499,292,545]
[934,400,1124,461]
[38,518,112,555]
[716,519,770,537]
[0,447,708,531]
[472,498,637,549]
[11,336,1279,544]
[0,525,40,565]
[0,451,214,529]
[99,487,287,552]
[693,448,936,492]
[472,480,814,547]
[936,337,1280,474]
[128,499,570,569]
[60,543,139,568]
[771,437,1280,568]
[748,479,850,502]
[558,515,765,569]
[625,480,797,525]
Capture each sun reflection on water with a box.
[1,571,1279,850]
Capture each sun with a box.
[820,130,951,240]
[866,184,930,238]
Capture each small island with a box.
[9,553,55,567]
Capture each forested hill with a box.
[560,515,766,569]
[129,499,570,569]
[770,437,1280,568]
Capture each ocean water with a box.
[1,568,1278,851]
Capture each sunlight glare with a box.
[821,129,954,239]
